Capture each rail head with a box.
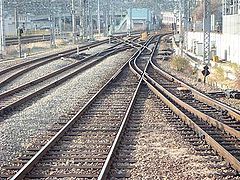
[9,37,143,180]
[127,33,240,172]
[98,35,160,180]
[143,76,240,172]
[149,56,240,122]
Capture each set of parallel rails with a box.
[5,31,141,46]
[0,40,110,88]
[100,34,240,178]
[98,36,161,179]
[106,34,240,177]
[0,35,155,179]
[5,35,51,46]
[0,37,139,117]
[2,32,239,180]
[141,45,240,172]
[106,85,151,179]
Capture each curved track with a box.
[0,38,138,117]
[2,33,239,179]
[0,35,155,179]
[0,40,110,88]
[141,44,240,172]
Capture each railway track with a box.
[99,34,240,178]
[5,31,140,47]
[106,34,240,177]
[5,35,51,46]
[141,47,240,172]
[0,38,137,117]
[0,34,156,179]
[0,40,111,89]
[2,32,239,179]
[0,35,140,92]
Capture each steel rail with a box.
[151,59,240,121]
[6,35,51,46]
[149,60,240,139]
[170,37,240,120]
[147,69,240,139]
[143,74,240,172]
[111,36,142,51]
[0,46,131,117]
[9,37,143,180]
[0,39,134,100]
[0,40,108,76]
[97,35,158,180]
[127,34,240,172]
[0,36,137,88]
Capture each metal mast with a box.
[183,0,188,50]
[84,0,88,39]
[79,0,83,39]
[203,0,211,83]
[179,0,183,54]
[72,0,76,44]
[49,0,56,48]
[89,0,93,39]
[203,0,211,64]
[97,0,101,35]
[0,0,5,58]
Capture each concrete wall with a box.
[187,31,240,64]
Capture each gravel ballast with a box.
[0,49,133,166]
[0,44,112,94]
[129,90,238,179]
[0,44,79,71]
[158,40,240,111]
[157,58,240,111]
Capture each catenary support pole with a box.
[0,0,5,58]
[97,0,101,35]
[203,0,211,83]
[72,0,76,44]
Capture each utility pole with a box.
[203,0,211,83]
[183,0,188,50]
[58,13,62,40]
[89,1,93,39]
[72,0,76,44]
[0,0,5,58]
[97,0,101,35]
[84,0,88,39]
[49,14,56,48]
[129,8,132,35]
[111,1,115,33]
[49,0,56,48]
[14,4,22,58]
[83,0,89,39]
[79,0,83,39]
[14,7,18,36]
[179,0,183,55]
[104,1,110,37]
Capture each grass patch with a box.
[170,56,192,73]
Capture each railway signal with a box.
[18,28,24,58]
[202,65,210,83]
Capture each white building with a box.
[161,11,176,25]
[185,1,240,64]
[4,12,33,36]
[222,0,240,34]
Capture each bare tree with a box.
[192,0,221,22]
